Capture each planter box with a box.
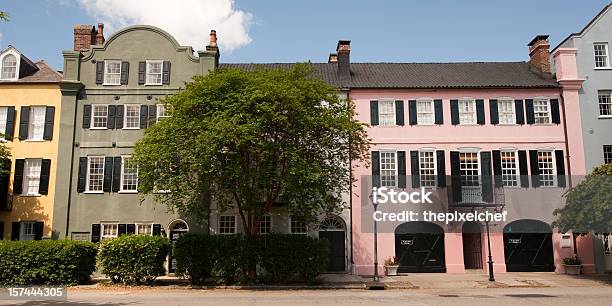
[564,264,581,275]
[385,265,399,276]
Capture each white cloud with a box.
[76,0,253,52]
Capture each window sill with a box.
[23,139,46,142]
[84,191,104,194]
[594,67,612,70]
[102,83,121,86]
[496,123,518,126]
[118,190,138,194]
[89,127,108,130]
[144,83,163,86]
[416,123,435,126]
[20,194,41,197]
[458,123,478,126]
[598,115,612,119]
[122,127,141,130]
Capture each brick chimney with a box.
[73,23,104,51]
[328,53,338,63]
[336,40,351,82]
[528,35,551,73]
[206,30,220,67]
[96,23,105,45]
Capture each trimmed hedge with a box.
[174,234,328,285]
[0,240,97,285]
[98,235,170,285]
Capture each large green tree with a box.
[134,64,369,235]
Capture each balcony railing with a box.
[460,186,484,204]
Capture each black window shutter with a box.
[492,150,502,186]
[489,99,499,125]
[410,151,420,188]
[148,104,157,126]
[434,99,444,124]
[162,61,171,84]
[12,159,24,194]
[515,100,525,124]
[77,157,87,193]
[5,106,15,140]
[38,159,51,195]
[550,99,561,124]
[112,156,122,192]
[397,151,406,188]
[118,224,127,236]
[139,105,148,129]
[0,221,3,240]
[476,99,485,125]
[525,99,535,124]
[91,224,101,242]
[0,159,11,209]
[450,151,461,202]
[450,99,459,125]
[18,106,30,140]
[436,150,446,187]
[529,150,540,187]
[103,157,113,192]
[395,100,404,126]
[152,224,162,236]
[555,150,566,187]
[11,222,20,241]
[43,106,55,140]
[82,105,91,129]
[127,224,136,234]
[370,100,379,126]
[115,105,124,129]
[371,151,380,187]
[408,100,417,125]
[95,61,104,85]
[107,105,116,129]
[34,222,44,240]
[481,152,493,202]
[120,61,129,85]
[518,150,529,187]
[138,62,146,85]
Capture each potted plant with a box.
[562,256,582,275]
[384,256,399,276]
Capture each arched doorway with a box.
[168,219,189,273]
[462,221,483,269]
[318,215,346,272]
[503,219,554,272]
[395,222,446,273]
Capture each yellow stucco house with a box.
[0,46,62,240]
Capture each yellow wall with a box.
[0,83,62,239]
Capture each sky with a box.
[0,0,610,71]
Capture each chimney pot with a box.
[209,30,218,47]
[95,23,105,46]
[528,35,550,73]
[328,53,338,63]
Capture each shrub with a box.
[173,234,216,285]
[0,240,96,286]
[563,256,582,265]
[98,235,170,285]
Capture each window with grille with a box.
[124,104,140,129]
[20,222,36,241]
[28,106,46,140]
[417,100,434,124]
[146,60,163,85]
[92,104,108,128]
[378,100,396,126]
[86,156,105,192]
[258,215,271,234]
[156,104,171,121]
[500,151,518,187]
[101,223,118,240]
[604,145,612,164]
[1,54,17,80]
[219,215,236,234]
[419,151,436,187]
[290,216,307,234]
[380,151,397,187]
[498,99,516,124]
[136,223,152,235]
[538,151,555,187]
[23,159,42,195]
[460,152,479,186]
[533,99,551,124]
[599,91,612,117]
[121,156,138,192]
[104,60,121,85]
[594,43,610,68]
[458,99,476,124]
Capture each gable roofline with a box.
[0,45,38,68]
[552,2,612,52]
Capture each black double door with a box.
[168,230,187,273]
[504,233,554,272]
[395,233,446,273]
[319,231,345,272]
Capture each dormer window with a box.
[1,54,17,80]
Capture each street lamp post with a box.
[373,200,379,283]
[485,219,495,282]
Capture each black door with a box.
[395,233,446,273]
[168,230,187,273]
[319,231,345,272]
[504,233,554,272]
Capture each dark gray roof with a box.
[219,62,558,89]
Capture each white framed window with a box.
[23,159,42,195]
[258,215,272,234]
[91,104,108,129]
[537,151,556,187]
[599,91,612,117]
[533,98,551,124]
[101,223,118,240]
[460,152,480,186]
[378,100,396,126]
[103,60,121,85]
[28,106,46,140]
[500,150,519,187]
[86,156,105,192]
[419,151,437,187]
[498,99,516,124]
[1,54,18,80]
[594,43,610,68]
[458,99,476,124]
[123,104,140,129]
[219,215,236,234]
[120,156,138,192]
[136,223,153,235]
[379,151,397,187]
[417,100,434,125]
[290,216,307,234]
[146,60,163,85]
[20,221,36,241]
[603,145,612,164]
[156,104,170,122]
[0,107,8,141]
